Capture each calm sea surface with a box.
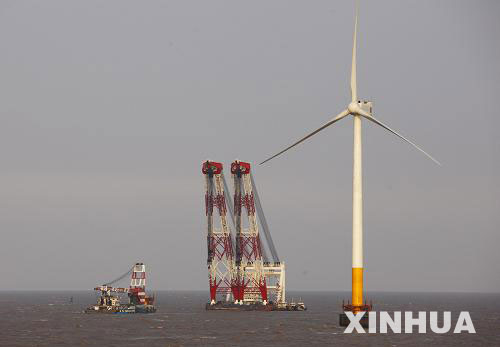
[0,291,498,346]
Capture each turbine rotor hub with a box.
[348,101,363,115]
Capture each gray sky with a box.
[0,0,498,292]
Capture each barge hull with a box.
[206,302,306,311]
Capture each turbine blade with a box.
[350,1,358,102]
[362,114,441,165]
[260,109,350,165]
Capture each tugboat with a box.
[85,263,156,314]
[286,298,307,311]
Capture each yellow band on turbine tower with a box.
[352,267,363,308]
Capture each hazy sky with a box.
[0,0,498,292]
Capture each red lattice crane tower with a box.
[231,160,268,304]
[202,161,235,304]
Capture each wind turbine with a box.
[260,2,440,319]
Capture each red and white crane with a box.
[94,262,153,306]
[231,160,267,304]
[202,160,286,307]
[202,161,235,304]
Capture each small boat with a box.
[85,263,157,314]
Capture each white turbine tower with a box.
[260,2,440,319]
